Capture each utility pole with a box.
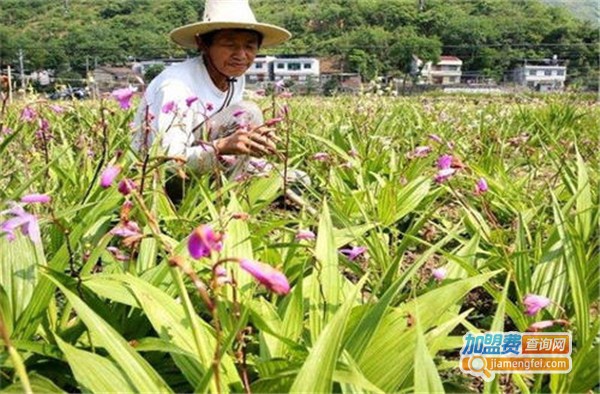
[18,49,25,89]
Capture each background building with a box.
[513,57,567,92]
[420,56,463,85]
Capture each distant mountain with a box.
[541,0,599,22]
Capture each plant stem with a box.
[0,316,32,394]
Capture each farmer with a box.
[132,0,299,203]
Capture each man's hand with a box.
[214,126,278,157]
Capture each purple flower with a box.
[312,152,330,162]
[20,107,37,122]
[475,178,488,195]
[340,246,367,261]
[107,246,130,262]
[437,154,453,170]
[49,104,64,114]
[1,204,41,243]
[432,267,447,281]
[117,179,136,196]
[239,258,290,295]
[185,96,199,107]
[265,117,283,127]
[295,229,316,241]
[161,100,177,114]
[109,221,141,238]
[523,294,551,316]
[526,319,569,332]
[188,225,223,259]
[35,118,51,141]
[205,102,214,111]
[111,88,134,110]
[21,193,51,204]
[410,146,431,158]
[275,79,286,89]
[434,168,456,184]
[100,165,121,188]
[428,134,443,144]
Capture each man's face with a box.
[205,29,260,77]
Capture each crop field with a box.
[0,91,598,393]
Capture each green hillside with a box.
[0,0,597,86]
[542,0,599,22]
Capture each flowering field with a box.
[0,92,598,393]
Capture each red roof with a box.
[440,56,461,62]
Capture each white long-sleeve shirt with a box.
[132,57,245,173]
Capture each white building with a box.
[245,56,320,84]
[421,56,463,85]
[513,58,566,92]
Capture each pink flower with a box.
[523,294,551,316]
[239,258,290,295]
[279,104,289,117]
[111,88,134,110]
[20,107,37,122]
[107,246,130,262]
[409,146,431,158]
[348,148,359,158]
[279,91,293,99]
[432,267,447,281]
[100,165,121,188]
[1,204,41,243]
[437,154,453,170]
[233,109,245,117]
[185,96,199,107]
[434,168,456,184]
[265,117,283,127]
[526,319,569,332]
[340,246,367,261]
[35,118,51,141]
[110,221,141,238]
[312,152,330,161]
[295,229,316,241]
[214,265,232,285]
[21,193,51,204]
[275,80,286,89]
[117,179,136,196]
[205,102,214,111]
[49,104,64,114]
[188,225,223,259]
[475,178,488,195]
[428,134,443,144]
[162,100,177,114]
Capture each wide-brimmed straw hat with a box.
[170,0,291,49]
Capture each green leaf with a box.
[575,150,593,243]
[55,336,136,393]
[413,303,445,394]
[44,273,173,393]
[0,233,46,325]
[90,274,241,390]
[309,200,341,342]
[0,372,65,394]
[14,192,122,340]
[290,277,365,394]
[358,271,500,392]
